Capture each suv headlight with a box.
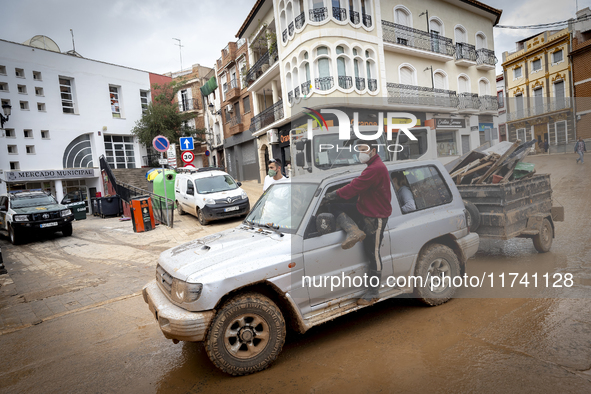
[204,197,215,205]
[171,279,203,303]
[240,191,248,200]
[61,209,72,217]
[13,214,29,222]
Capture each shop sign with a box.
[5,169,97,182]
[436,118,466,129]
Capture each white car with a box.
[174,168,250,225]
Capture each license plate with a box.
[224,206,239,212]
[40,222,58,228]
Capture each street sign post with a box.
[152,135,171,226]
[179,137,194,151]
[181,151,194,164]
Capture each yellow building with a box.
[502,28,575,153]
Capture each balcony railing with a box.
[288,90,294,105]
[230,78,238,89]
[455,42,477,62]
[382,20,455,57]
[368,79,378,92]
[315,76,334,91]
[295,12,305,29]
[249,100,284,132]
[215,134,222,146]
[350,10,360,24]
[288,22,294,36]
[355,77,365,90]
[476,48,497,67]
[480,95,499,112]
[310,7,328,22]
[338,75,352,89]
[282,29,287,43]
[178,98,197,112]
[294,86,300,99]
[458,93,480,111]
[333,7,346,21]
[507,97,571,121]
[386,83,459,108]
[244,46,278,86]
[301,80,311,96]
[362,13,372,28]
[228,112,242,127]
[217,57,222,69]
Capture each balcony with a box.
[249,100,284,132]
[295,12,305,29]
[476,48,496,70]
[178,98,198,112]
[362,13,372,28]
[244,46,279,88]
[294,86,300,99]
[288,90,294,105]
[301,80,311,97]
[338,75,352,89]
[355,77,365,90]
[455,42,477,67]
[282,29,287,43]
[216,57,222,69]
[382,20,454,62]
[350,10,360,24]
[333,7,346,21]
[480,95,499,114]
[458,93,480,113]
[368,79,378,92]
[221,43,237,69]
[225,79,241,102]
[315,76,334,91]
[228,113,243,135]
[507,97,571,122]
[310,7,328,22]
[289,22,294,36]
[386,83,459,111]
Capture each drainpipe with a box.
[569,21,577,139]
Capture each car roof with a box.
[178,170,230,180]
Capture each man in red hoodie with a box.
[323,144,392,305]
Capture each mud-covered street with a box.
[1,156,590,393]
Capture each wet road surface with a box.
[0,155,590,393]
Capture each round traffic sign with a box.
[184,164,196,168]
[181,150,194,164]
[152,135,170,153]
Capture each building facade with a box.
[497,73,507,141]
[200,68,225,168]
[571,7,591,140]
[502,28,575,153]
[0,36,170,210]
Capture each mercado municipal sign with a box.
[4,168,98,182]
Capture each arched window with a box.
[478,78,490,96]
[394,6,411,27]
[286,3,294,36]
[399,65,415,85]
[429,18,443,36]
[280,11,287,43]
[454,25,467,43]
[476,32,487,50]
[315,46,332,90]
[434,71,447,90]
[458,75,470,93]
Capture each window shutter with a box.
[400,67,413,85]
[476,34,486,49]
[479,80,487,95]
[429,20,441,34]
[555,81,565,98]
[455,28,465,43]
[459,77,469,93]
[396,10,409,26]
[434,73,445,89]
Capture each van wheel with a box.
[197,208,208,225]
[176,201,185,216]
[205,293,286,376]
[463,200,480,232]
[533,218,553,253]
[413,244,461,306]
[62,223,73,237]
[9,225,20,245]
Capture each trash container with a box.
[91,198,99,216]
[130,196,155,232]
[97,196,121,218]
[66,201,87,220]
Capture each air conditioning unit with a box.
[227,103,234,112]
[267,129,279,144]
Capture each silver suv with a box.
[142,160,479,375]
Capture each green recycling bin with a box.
[67,201,87,220]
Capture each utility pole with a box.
[172,38,184,70]
[424,66,434,89]
[70,29,76,52]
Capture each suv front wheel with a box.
[205,293,286,376]
[413,244,461,306]
[9,225,20,245]
[62,223,73,237]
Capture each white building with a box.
[496,73,507,141]
[0,36,167,209]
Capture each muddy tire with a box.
[532,218,553,253]
[463,200,480,232]
[205,293,286,376]
[176,201,185,216]
[62,223,73,237]
[197,208,208,226]
[413,244,461,306]
[9,225,20,245]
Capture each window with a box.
[26,145,35,154]
[59,77,75,114]
[243,96,251,113]
[399,66,415,85]
[514,67,522,79]
[515,94,524,116]
[396,129,428,160]
[395,7,411,27]
[37,103,46,111]
[478,79,489,96]
[20,101,29,110]
[35,87,44,96]
[24,129,33,138]
[497,90,504,108]
[140,90,149,113]
[5,128,15,138]
[552,50,563,64]
[33,71,42,80]
[186,179,195,195]
[454,26,467,43]
[0,82,8,92]
[7,145,17,154]
[436,131,458,156]
[554,80,565,98]
[109,85,121,118]
[18,84,26,94]
[532,58,542,72]
[15,68,25,78]
[0,65,6,75]
[555,121,567,143]
[104,135,136,168]
[41,130,50,139]
[434,72,446,89]
[1,99,10,109]
[516,128,528,143]
[476,33,486,50]
[10,162,20,170]
[400,166,452,211]
[458,75,469,93]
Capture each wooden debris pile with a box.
[448,139,538,185]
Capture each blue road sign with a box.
[152,135,170,153]
[180,137,194,151]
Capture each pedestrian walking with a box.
[575,137,587,164]
[263,158,286,191]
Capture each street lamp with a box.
[419,10,430,33]
[1,103,11,129]
[208,102,215,115]
[424,66,434,89]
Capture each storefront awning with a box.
[200,76,218,97]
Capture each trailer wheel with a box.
[463,200,480,232]
[532,218,553,253]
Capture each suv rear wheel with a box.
[413,244,461,306]
[205,293,286,376]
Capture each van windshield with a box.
[194,175,238,194]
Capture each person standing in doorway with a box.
[263,158,286,191]
[575,137,587,164]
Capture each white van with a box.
[174,168,250,225]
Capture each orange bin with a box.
[130,196,155,232]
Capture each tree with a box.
[131,80,206,148]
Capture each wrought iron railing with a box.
[301,80,311,96]
[282,29,287,42]
[288,90,294,104]
[362,13,372,28]
[228,112,242,127]
[217,57,222,68]
[476,48,497,67]
[249,100,284,132]
[455,42,477,62]
[480,95,499,112]
[368,79,378,92]
[295,12,305,29]
[294,86,300,99]
[244,46,278,86]
[215,134,222,146]
[386,83,459,108]
[458,93,480,111]
[289,22,294,36]
[333,7,346,21]
[178,98,197,111]
[355,77,365,90]
[507,97,571,121]
[315,76,334,91]
[350,10,360,24]
[310,7,328,22]
[142,153,160,167]
[382,20,455,57]
[338,76,352,89]
[229,78,238,89]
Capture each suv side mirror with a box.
[0,206,6,212]
[62,199,71,204]
[237,182,242,187]
[316,213,336,236]
[295,140,305,151]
